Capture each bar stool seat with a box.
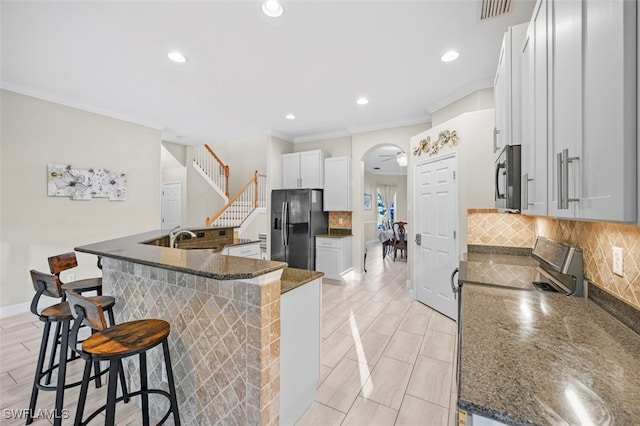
[67,291,181,426]
[61,277,103,294]
[83,319,169,357]
[41,295,115,320]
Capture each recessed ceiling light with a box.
[262,0,284,18]
[167,51,187,63]
[285,114,295,120]
[441,50,459,62]
[356,97,369,105]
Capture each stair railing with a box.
[206,171,267,227]
[193,144,229,197]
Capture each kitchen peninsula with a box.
[76,228,323,425]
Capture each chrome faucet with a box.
[168,226,196,248]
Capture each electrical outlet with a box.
[67,273,75,282]
[162,361,168,382]
[338,218,344,224]
[612,247,624,276]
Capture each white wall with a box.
[431,88,494,127]
[161,142,187,227]
[210,135,268,195]
[266,135,294,257]
[363,172,378,243]
[0,90,162,309]
[293,136,352,157]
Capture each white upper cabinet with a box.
[323,156,352,211]
[520,2,548,216]
[494,23,528,157]
[546,0,583,219]
[546,0,637,221]
[282,153,301,189]
[520,0,637,222]
[580,0,636,222]
[282,150,329,189]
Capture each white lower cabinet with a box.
[315,236,352,280]
[221,242,261,259]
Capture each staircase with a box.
[206,171,267,228]
[193,143,267,229]
[193,144,229,201]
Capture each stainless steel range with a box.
[457,237,585,297]
[530,237,585,296]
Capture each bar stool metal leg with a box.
[104,359,120,426]
[163,340,181,426]
[27,321,51,425]
[44,320,61,385]
[53,319,70,426]
[74,359,93,426]
[140,352,150,426]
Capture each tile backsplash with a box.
[467,209,640,311]
[329,211,352,230]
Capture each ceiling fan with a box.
[379,151,408,166]
[379,151,402,162]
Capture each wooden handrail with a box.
[206,171,259,227]
[253,171,259,209]
[204,144,229,175]
[204,144,230,196]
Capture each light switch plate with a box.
[612,247,624,276]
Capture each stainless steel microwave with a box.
[495,145,521,211]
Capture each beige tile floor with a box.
[0,244,457,425]
[296,244,458,426]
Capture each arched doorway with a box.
[361,144,409,269]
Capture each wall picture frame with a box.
[364,193,372,210]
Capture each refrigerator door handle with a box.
[282,201,287,246]
[283,201,289,246]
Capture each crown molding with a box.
[1,82,164,131]
[265,130,294,143]
[293,129,353,144]
[427,77,494,114]
[348,116,431,135]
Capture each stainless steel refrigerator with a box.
[271,189,328,270]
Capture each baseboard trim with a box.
[0,301,30,319]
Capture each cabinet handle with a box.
[557,152,563,209]
[493,127,499,153]
[565,149,580,206]
[562,149,569,209]
[523,173,529,209]
[558,149,580,209]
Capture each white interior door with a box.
[414,154,458,320]
[161,182,182,231]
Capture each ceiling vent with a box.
[479,0,513,20]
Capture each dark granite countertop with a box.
[280,268,324,294]
[459,283,640,425]
[75,230,286,281]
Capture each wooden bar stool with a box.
[27,270,117,426]
[45,252,103,385]
[66,290,181,426]
[48,252,103,296]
